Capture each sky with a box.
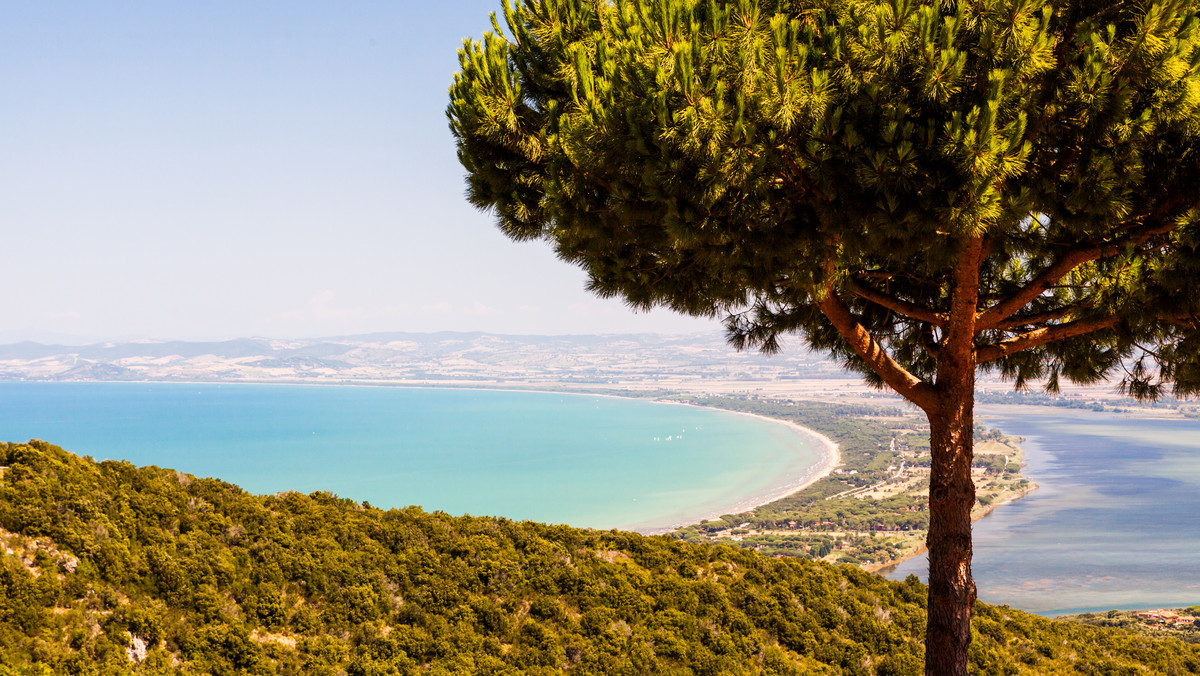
[1,2,721,344]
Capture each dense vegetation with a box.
[1065,608,1200,646]
[671,397,1026,564]
[673,398,924,557]
[2,440,1199,674]
[451,0,1200,666]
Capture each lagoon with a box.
[0,382,824,533]
[884,406,1200,615]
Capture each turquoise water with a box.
[884,406,1200,615]
[0,382,821,532]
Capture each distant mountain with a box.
[0,331,847,385]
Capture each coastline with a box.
[404,386,845,533]
[865,481,1039,574]
[12,380,1195,614]
[871,409,1200,613]
[636,403,841,535]
[0,380,841,537]
[6,381,1044,559]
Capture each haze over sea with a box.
[885,405,1200,616]
[0,382,822,534]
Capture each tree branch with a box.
[919,322,942,359]
[991,306,1080,331]
[858,270,896,281]
[817,284,938,413]
[848,277,946,327]
[779,151,828,202]
[977,215,1186,329]
[976,315,1123,362]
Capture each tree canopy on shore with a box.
[448,0,1200,671]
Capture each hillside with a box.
[5,333,1194,417]
[0,332,843,385]
[2,441,1199,675]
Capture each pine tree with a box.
[448,0,1200,673]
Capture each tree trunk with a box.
[924,374,977,676]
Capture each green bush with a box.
[1,440,1198,674]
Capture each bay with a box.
[884,406,1200,615]
[0,382,822,533]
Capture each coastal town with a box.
[1136,609,1200,628]
[1066,607,1200,644]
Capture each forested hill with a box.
[1,442,1197,675]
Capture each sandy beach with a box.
[636,403,841,535]
[417,386,845,536]
[412,387,845,535]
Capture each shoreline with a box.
[634,403,841,535]
[2,379,842,539]
[6,380,1042,562]
[865,474,1039,575]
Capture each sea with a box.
[883,405,1200,616]
[0,382,822,533]
[4,382,1197,614]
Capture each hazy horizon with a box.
[0,325,728,348]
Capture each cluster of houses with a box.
[1134,609,1198,627]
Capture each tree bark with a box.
[925,236,982,675]
[924,373,977,676]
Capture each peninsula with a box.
[664,396,1036,571]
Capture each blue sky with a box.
[1,2,719,343]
